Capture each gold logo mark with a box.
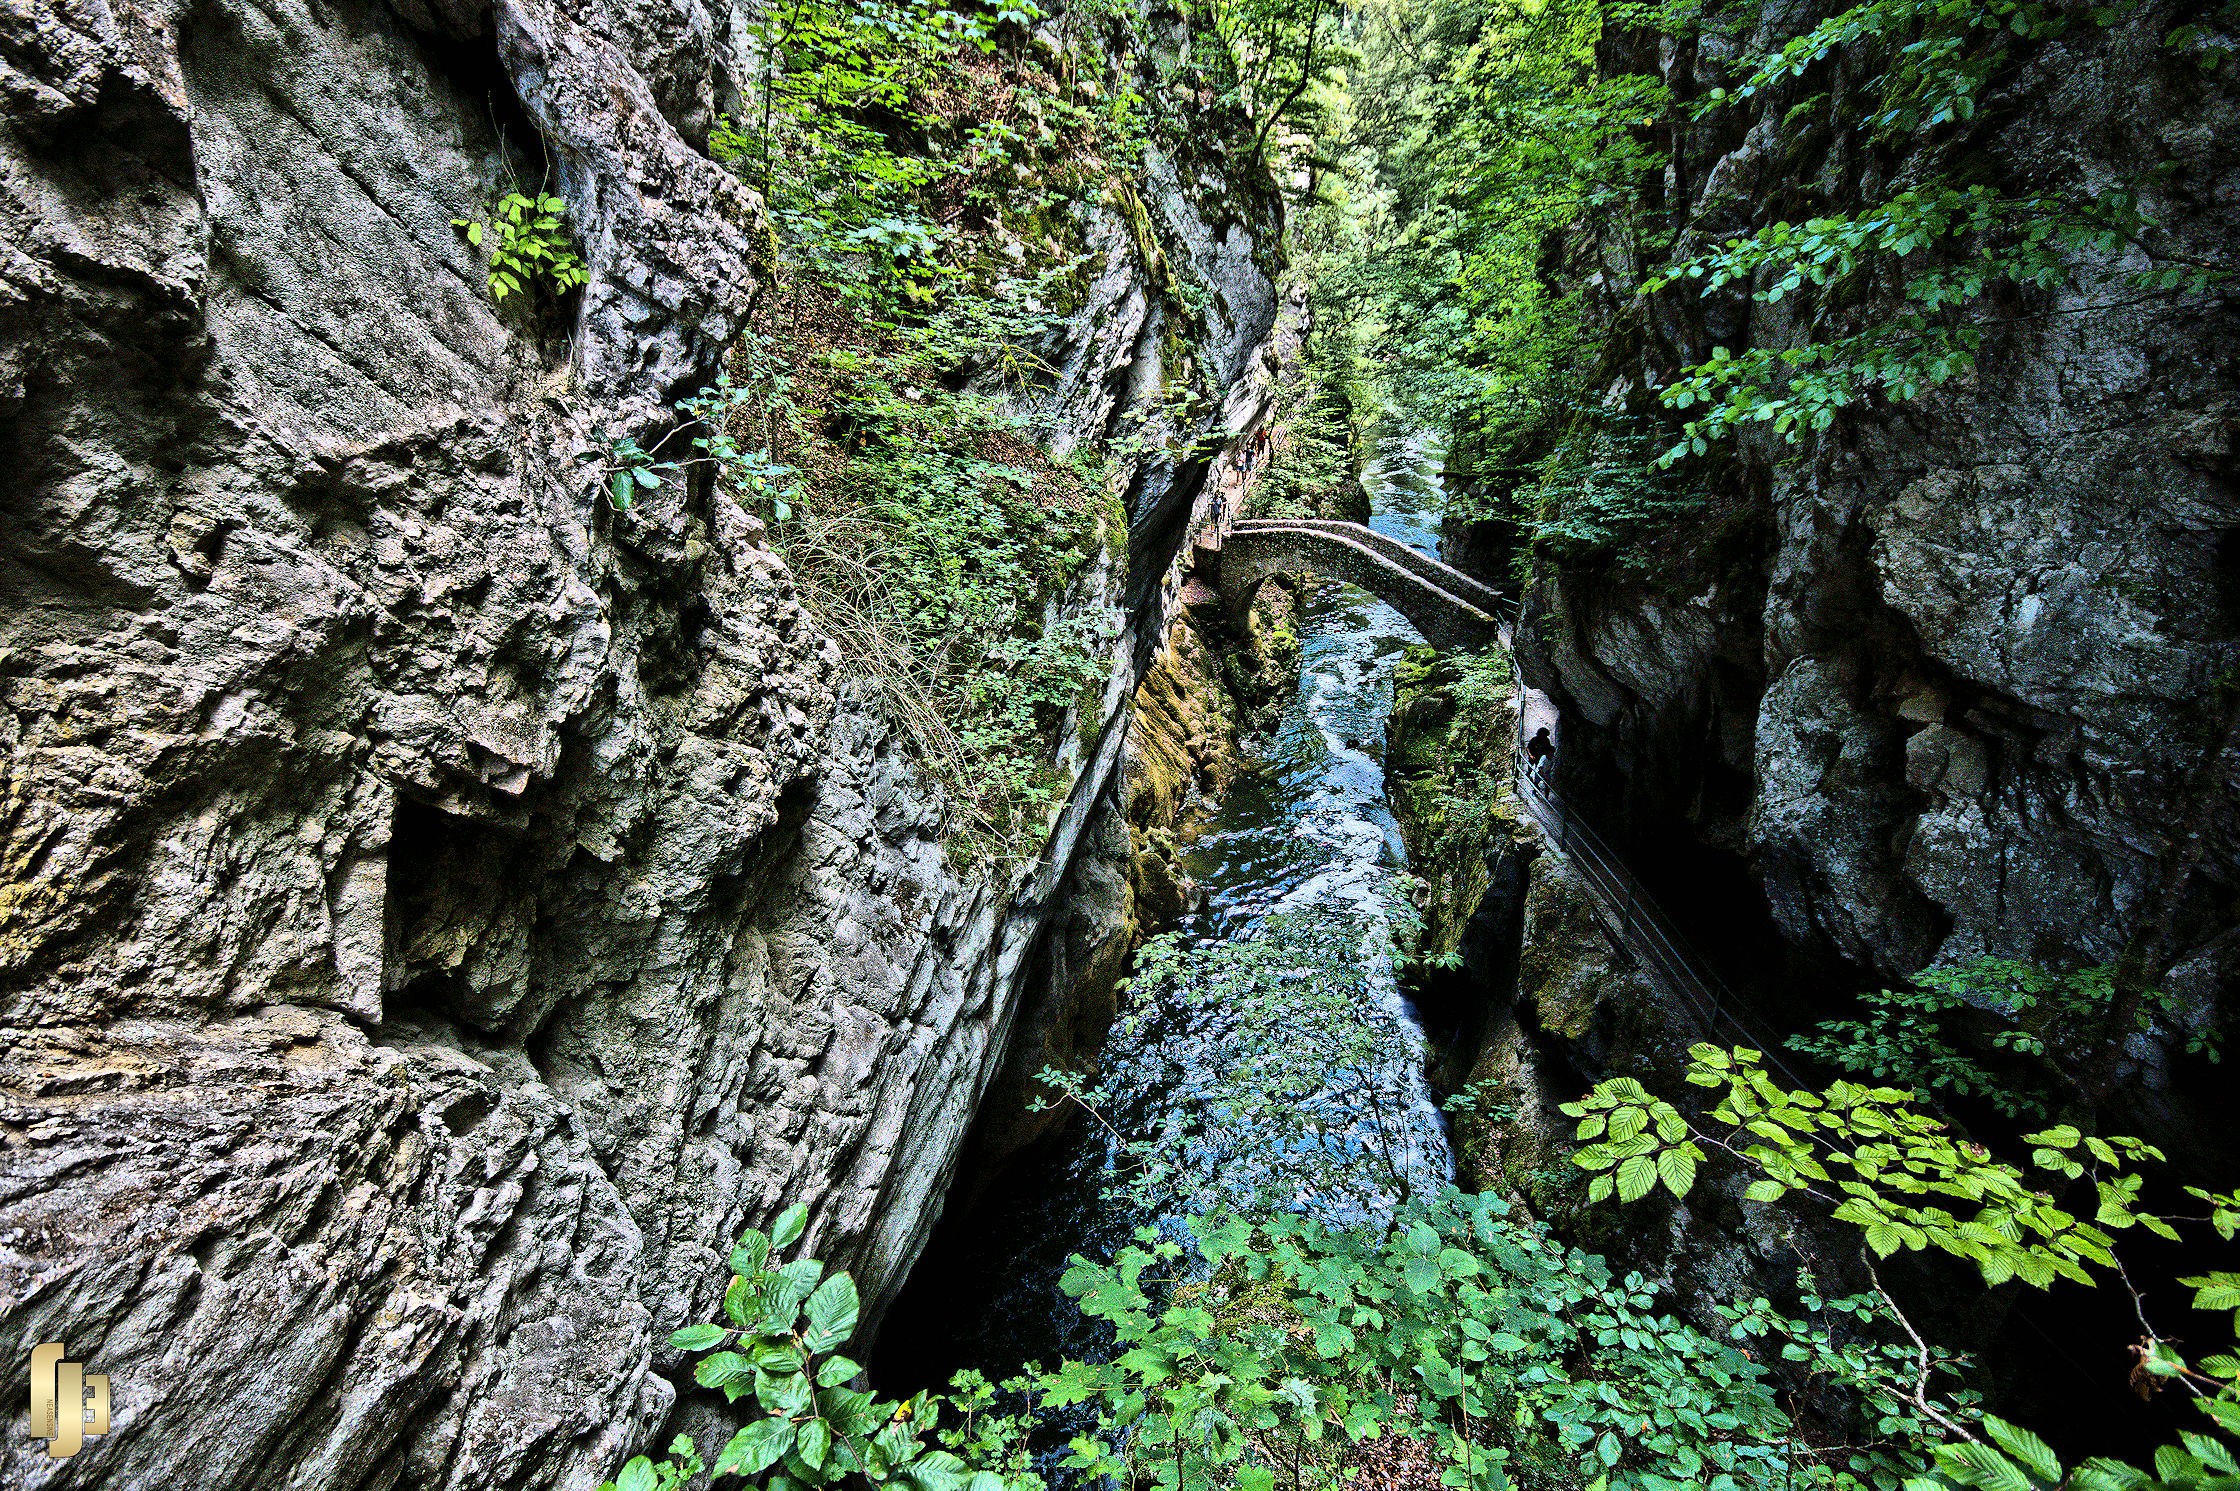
[28,1343,108,1459]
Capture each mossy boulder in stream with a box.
[1383,644,1524,964]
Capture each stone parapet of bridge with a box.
[1208,521,1502,652]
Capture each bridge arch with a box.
[1213,521,1503,652]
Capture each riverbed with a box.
[875,433,1461,1429]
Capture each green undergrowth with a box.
[1246,367,1370,522]
[615,905,2236,1491]
[662,0,1206,861]
[623,1024,2240,1491]
[625,908,1992,1491]
[453,190,587,304]
[637,0,1303,861]
[1566,1043,2240,1490]
[724,281,1127,861]
[629,1183,1976,1491]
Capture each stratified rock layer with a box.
[0,0,1287,1484]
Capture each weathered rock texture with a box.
[0,0,1286,1484]
[1511,0,2240,1116]
[960,288,1318,1179]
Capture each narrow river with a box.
[879,432,1459,1427]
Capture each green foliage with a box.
[643,1183,1968,1491]
[1648,187,2181,464]
[1565,1047,2185,1286]
[595,434,680,514]
[1207,0,1345,158]
[1385,644,1517,961]
[579,375,801,517]
[1914,1398,2240,1491]
[577,282,1120,862]
[730,0,980,305]
[1518,414,1701,562]
[1643,0,2234,467]
[768,337,1122,856]
[1304,0,1733,565]
[715,0,1172,321]
[1247,355,1364,521]
[454,191,587,303]
[2165,0,2240,69]
[1440,1079,1519,1183]
[1440,1080,1518,1130]
[1044,1189,1959,1491]
[692,0,1269,858]
[1337,0,1662,510]
[1332,0,2230,562]
[653,1204,1042,1491]
[600,1436,705,1491]
[1567,1047,2240,1491]
[1789,958,2219,1121]
[1706,0,2058,135]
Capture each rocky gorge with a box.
[2,0,2237,1484]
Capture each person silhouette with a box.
[1526,726,1555,780]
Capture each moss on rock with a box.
[1383,644,1524,964]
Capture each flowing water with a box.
[877,432,1459,1423]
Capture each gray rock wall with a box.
[0,0,1285,1484]
[1516,0,2240,1076]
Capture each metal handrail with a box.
[1512,751,1811,1086]
[1405,560,1806,1078]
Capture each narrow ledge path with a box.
[1512,752,1811,1084]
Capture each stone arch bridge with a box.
[1208,519,1506,651]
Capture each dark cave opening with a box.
[868,1117,1105,1404]
[1976,1172,2238,1465]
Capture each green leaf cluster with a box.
[1567,1048,2240,1491]
[1045,1189,1960,1491]
[454,191,588,304]
[648,1204,1042,1491]
[1788,957,2219,1122]
[1568,1044,2186,1287]
[772,355,1121,857]
[1329,0,2231,566]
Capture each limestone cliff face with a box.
[963,320,1318,1178]
[0,0,1285,1484]
[1511,0,2240,1104]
